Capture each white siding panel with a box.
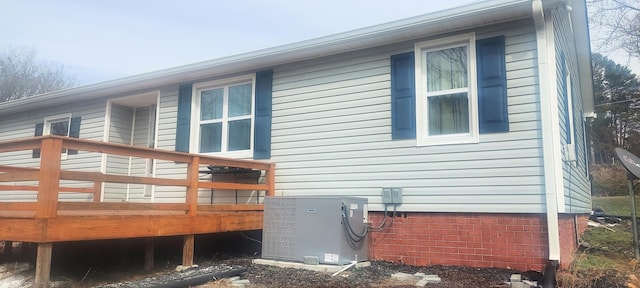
[269,21,544,213]
[0,99,107,202]
[553,10,592,213]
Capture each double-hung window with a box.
[44,114,72,156]
[415,33,478,145]
[194,75,254,156]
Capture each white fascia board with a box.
[569,0,595,115]
[0,0,532,116]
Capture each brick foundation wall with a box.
[368,212,590,271]
[368,212,549,271]
[558,214,589,269]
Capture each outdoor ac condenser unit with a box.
[262,196,369,265]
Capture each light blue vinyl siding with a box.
[128,106,153,202]
[0,99,107,202]
[154,86,264,204]
[270,20,546,213]
[103,104,133,201]
[553,10,591,213]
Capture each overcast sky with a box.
[1,0,638,85]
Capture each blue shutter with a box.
[254,70,273,160]
[391,52,416,139]
[477,36,509,133]
[175,84,192,152]
[68,116,81,155]
[32,122,44,158]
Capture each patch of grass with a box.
[592,196,640,216]
[562,221,638,287]
[575,225,634,270]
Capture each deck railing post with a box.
[92,181,102,203]
[186,156,200,216]
[36,137,62,219]
[267,163,275,197]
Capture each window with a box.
[193,75,254,156]
[44,114,72,156]
[414,33,478,145]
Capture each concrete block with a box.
[415,279,429,287]
[228,276,241,282]
[355,261,371,269]
[424,275,441,283]
[510,282,531,288]
[510,274,522,282]
[391,272,417,281]
[232,279,251,284]
[414,272,426,277]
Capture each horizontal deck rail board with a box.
[58,202,189,211]
[57,210,187,216]
[60,171,189,187]
[0,170,39,182]
[0,137,40,153]
[0,202,38,211]
[0,165,40,173]
[60,137,273,170]
[198,181,269,191]
[0,185,95,193]
[0,211,37,218]
[197,204,264,211]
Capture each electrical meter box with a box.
[262,196,369,265]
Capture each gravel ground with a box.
[78,257,520,288]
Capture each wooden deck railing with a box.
[0,135,276,285]
[0,135,275,219]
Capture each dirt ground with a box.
[1,255,526,288]
[0,228,631,288]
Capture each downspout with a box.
[533,0,560,287]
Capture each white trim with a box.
[125,108,137,202]
[190,74,256,158]
[43,113,72,160]
[414,33,479,146]
[100,101,112,202]
[534,0,561,262]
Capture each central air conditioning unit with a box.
[262,196,369,265]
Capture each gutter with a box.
[533,0,560,286]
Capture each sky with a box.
[1,0,638,85]
[0,0,479,84]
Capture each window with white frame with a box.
[193,76,254,155]
[415,33,478,145]
[44,114,71,155]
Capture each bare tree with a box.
[0,47,77,102]
[588,0,640,58]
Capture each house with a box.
[0,0,593,277]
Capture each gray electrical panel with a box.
[262,196,369,265]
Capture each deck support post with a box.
[3,241,12,260]
[182,235,194,266]
[119,239,129,266]
[35,243,52,287]
[144,238,154,271]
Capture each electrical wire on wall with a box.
[341,202,398,249]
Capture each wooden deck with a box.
[0,136,275,286]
